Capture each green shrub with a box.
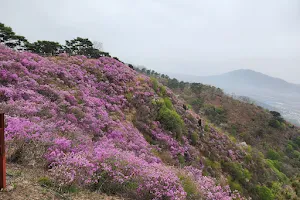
[158,106,184,136]
[294,137,300,147]
[151,97,165,107]
[178,154,185,165]
[205,158,221,171]
[91,171,138,197]
[265,159,287,182]
[124,181,139,190]
[151,77,159,92]
[159,85,167,96]
[256,185,275,200]
[269,119,281,129]
[163,97,173,110]
[204,124,209,132]
[37,88,59,102]
[229,135,237,143]
[271,181,282,197]
[222,162,251,184]
[143,133,156,145]
[288,140,298,149]
[293,150,300,159]
[156,151,176,165]
[61,185,79,193]
[191,132,199,145]
[203,104,226,124]
[38,177,53,187]
[125,93,133,101]
[230,126,237,136]
[292,180,300,196]
[245,154,252,164]
[266,149,281,160]
[71,107,85,120]
[77,98,84,104]
[230,181,243,192]
[215,106,224,114]
[286,144,294,155]
[190,98,204,110]
[178,174,200,199]
[228,177,243,192]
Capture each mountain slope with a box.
[0,45,248,200]
[137,67,300,199]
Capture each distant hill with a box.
[171,69,300,126]
[171,69,300,94]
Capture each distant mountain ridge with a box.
[170,69,300,126]
[204,69,300,93]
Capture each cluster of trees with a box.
[269,111,285,129]
[0,23,27,50]
[0,22,110,58]
[136,67,188,90]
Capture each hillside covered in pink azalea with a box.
[0,45,245,199]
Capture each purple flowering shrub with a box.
[182,166,245,200]
[0,45,245,199]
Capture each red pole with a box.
[0,113,6,189]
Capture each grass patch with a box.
[178,173,200,200]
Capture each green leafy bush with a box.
[159,85,167,96]
[191,132,199,145]
[265,159,287,182]
[61,185,79,193]
[294,136,300,147]
[178,154,185,165]
[269,119,281,129]
[92,172,138,196]
[204,124,209,132]
[266,149,281,160]
[286,143,294,155]
[205,158,221,171]
[155,150,177,165]
[163,97,173,110]
[38,177,53,187]
[215,106,224,114]
[269,111,285,129]
[228,177,243,192]
[158,106,184,136]
[178,174,200,200]
[293,150,300,159]
[143,133,156,145]
[125,92,133,101]
[190,98,204,111]
[203,104,226,124]
[151,77,159,92]
[167,78,179,89]
[222,162,251,184]
[256,185,275,200]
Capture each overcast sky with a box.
[1,0,300,83]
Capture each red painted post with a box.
[0,113,6,189]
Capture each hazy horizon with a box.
[1,0,300,83]
[163,68,300,86]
